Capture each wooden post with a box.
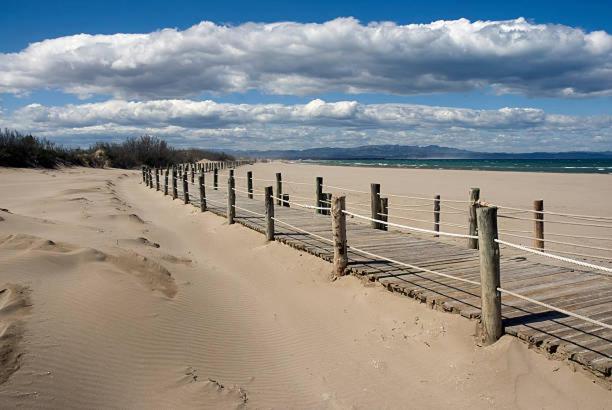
[247,171,253,199]
[332,195,348,277]
[320,193,331,216]
[534,200,544,251]
[433,194,441,237]
[142,166,146,182]
[183,173,189,204]
[379,197,388,231]
[199,174,206,212]
[172,169,178,199]
[164,169,169,195]
[191,167,195,183]
[275,173,282,206]
[213,168,218,190]
[282,194,290,207]
[315,177,323,215]
[227,174,235,224]
[476,206,503,345]
[370,183,382,229]
[467,188,480,249]
[265,186,275,241]
[148,169,153,188]
[155,168,160,191]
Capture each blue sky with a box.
[0,0,611,151]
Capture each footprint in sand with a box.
[0,284,32,385]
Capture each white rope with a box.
[493,205,612,221]
[386,206,463,215]
[497,287,612,330]
[381,192,470,204]
[499,232,612,252]
[343,210,477,239]
[495,239,612,275]
[347,245,481,286]
[232,204,266,217]
[323,185,370,194]
[232,187,264,197]
[498,214,612,229]
[273,196,331,211]
[544,232,612,242]
[378,213,437,226]
[271,217,334,244]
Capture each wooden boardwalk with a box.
[173,179,612,383]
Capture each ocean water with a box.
[304,159,612,174]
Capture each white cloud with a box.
[0,17,611,98]
[2,99,610,152]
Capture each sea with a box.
[303,159,612,174]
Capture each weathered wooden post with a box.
[467,188,480,249]
[265,186,275,241]
[164,169,169,195]
[476,206,503,345]
[155,168,160,191]
[199,173,206,212]
[172,169,178,199]
[247,171,253,199]
[213,168,218,190]
[183,172,189,204]
[370,183,382,229]
[332,195,348,277]
[534,200,544,251]
[433,194,441,237]
[315,177,323,214]
[379,197,388,231]
[148,169,153,188]
[275,173,282,206]
[142,166,146,183]
[282,194,290,207]
[191,167,195,183]
[227,174,235,224]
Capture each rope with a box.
[343,210,477,239]
[232,204,266,217]
[386,206,463,215]
[271,217,334,244]
[544,232,612,242]
[498,215,612,229]
[499,232,612,252]
[378,213,437,226]
[323,185,370,194]
[495,239,612,275]
[497,287,612,330]
[273,196,330,211]
[381,192,470,204]
[493,205,612,221]
[347,245,481,286]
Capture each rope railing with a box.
[343,210,477,239]
[495,239,612,275]
[498,214,612,229]
[499,232,612,252]
[493,204,612,221]
[273,195,331,211]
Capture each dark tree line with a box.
[0,130,235,169]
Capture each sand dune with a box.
[0,166,609,408]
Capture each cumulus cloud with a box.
[2,99,610,152]
[0,17,611,98]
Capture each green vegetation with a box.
[0,130,234,169]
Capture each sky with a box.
[0,0,611,152]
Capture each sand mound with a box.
[0,284,31,385]
[161,254,192,265]
[107,213,146,224]
[108,251,177,298]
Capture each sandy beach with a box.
[0,164,610,409]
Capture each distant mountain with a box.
[230,144,612,160]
